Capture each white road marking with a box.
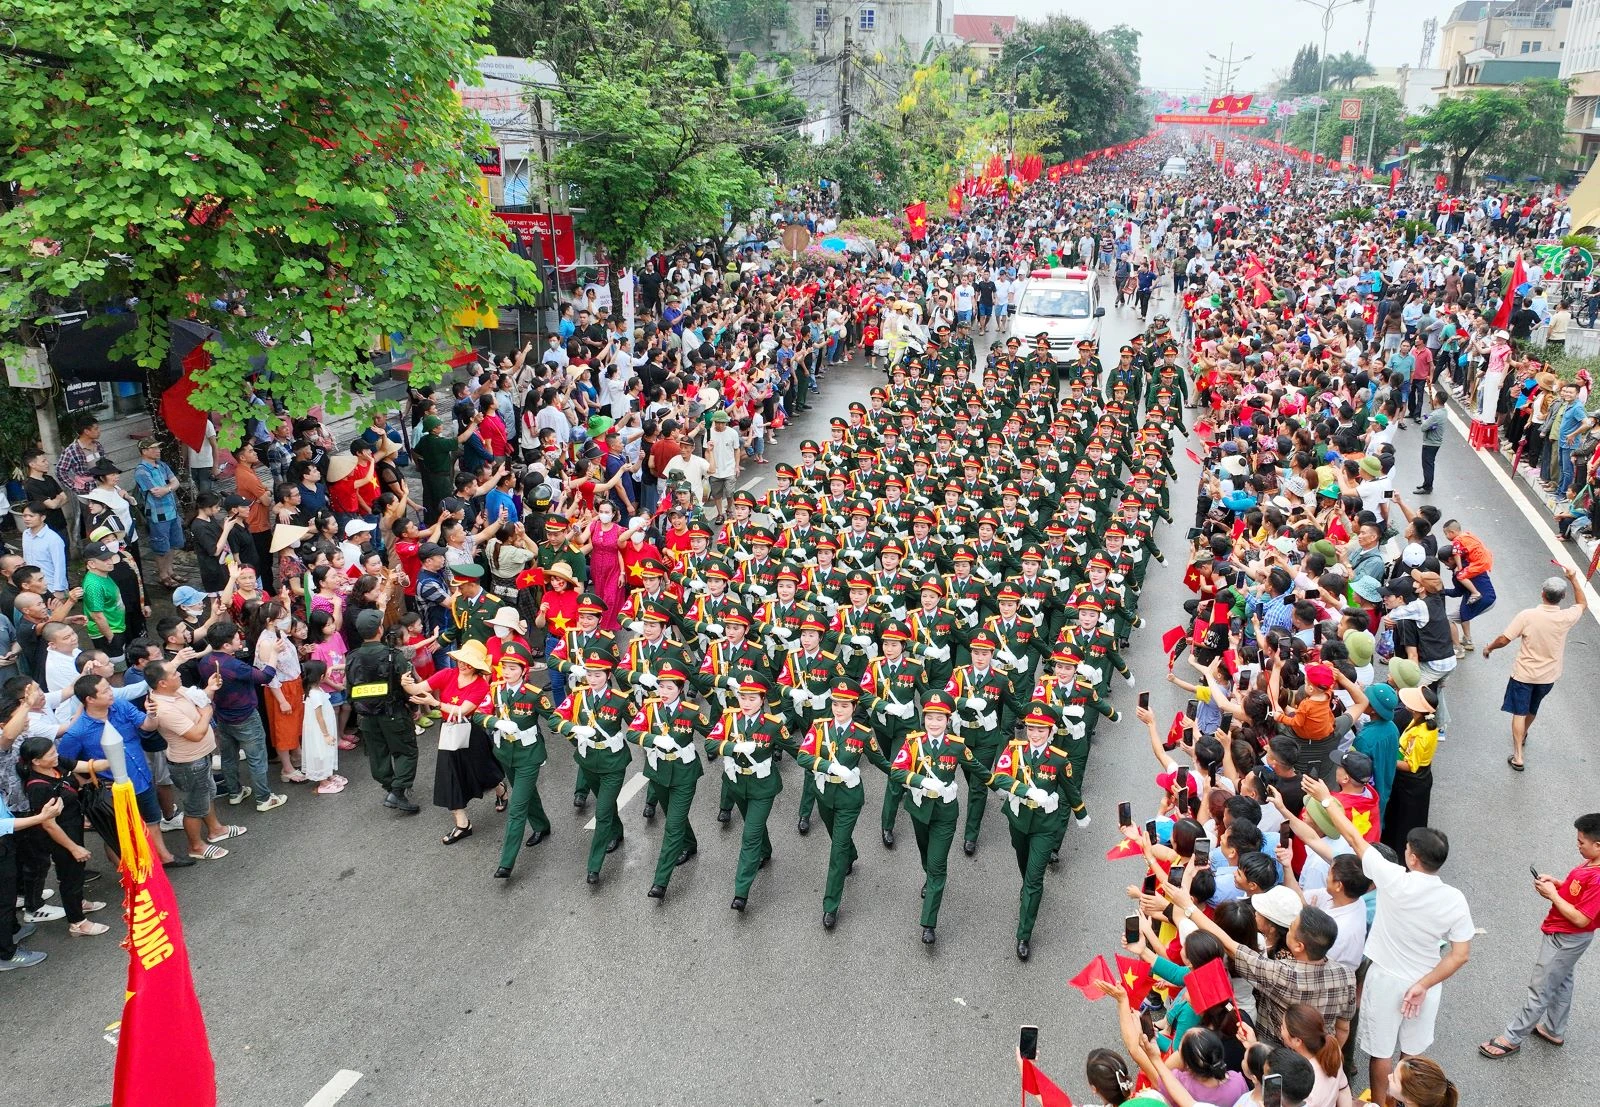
[305,1070,363,1107]
[738,475,764,493]
[1445,405,1600,626]
[585,770,649,831]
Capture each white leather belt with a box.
[577,729,624,755]
[645,740,697,770]
[724,756,774,781]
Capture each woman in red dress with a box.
[403,640,505,844]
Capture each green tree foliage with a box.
[0,0,535,438]
[1100,25,1142,83]
[1410,79,1572,190]
[999,16,1144,159]
[1279,44,1322,95]
[793,126,910,218]
[1283,86,1406,162]
[508,0,771,295]
[693,0,793,48]
[1323,51,1375,91]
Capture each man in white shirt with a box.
[704,409,741,517]
[1304,776,1473,1103]
[660,436,711,505]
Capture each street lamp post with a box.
[1302,0,1364,172]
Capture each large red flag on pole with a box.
[1389,166,1401,197]
[105,730,217,1107]
[1493,256,1527,331]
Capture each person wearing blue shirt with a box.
[55,672,190,867]
[1555,382,1592,498]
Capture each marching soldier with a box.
[888,692,980,945]
[700,607,775,822]
[704,676,788,912]
[544,648,632,883]
[989,703,1074,960]
[944,631,1025,856]
[776,614,847,834]
[795,679,891,929]
[487,643,550,880]
[1031,646,1119,839]
[832,571,889,682]
[859,626,925,848]
[443,562,504,648]
[626,665,711,901]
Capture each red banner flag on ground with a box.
[1184,956,1235,1013]
[1493,255,1527,330]
[1068,954,1116,999]
[111,779,216,1107]
[1116,955,1156,1007]
[1022,1059,1075,1107]
[904,201,928,241]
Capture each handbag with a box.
[437,719,472,752]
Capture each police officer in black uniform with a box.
[345,608,422,814]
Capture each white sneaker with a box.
[15,890,54,907]
[159,812,186,832]
[1074,812,1092,828]
[256,793,287,813]
[22,905,66,924]
[227,787,253,806]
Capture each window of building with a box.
[1531,41,1541,52]
[1520,40,1531,53]
[814,6,830,29]
[858,7,875,31]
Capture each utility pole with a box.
[1361,0,1377,59]
[838,12,852,137]
[1366,94,1380,167]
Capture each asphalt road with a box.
[8,281,1599,1107]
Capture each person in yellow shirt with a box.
[1382,686,1438,854]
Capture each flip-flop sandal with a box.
[1508,756,1526,772]
[208,825,247,843]
[495,790,509,813]
[190,844,229,861]
[1479,1038,1520,1059]
[282,770,308,783]
[1534,1025,1565,1046]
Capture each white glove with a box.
[725,676,740,692]
[965,696,987,711]
[1125,671,1136,685]
[925,644,950,662]
[636,671,658,688]
[956,597,978,610]
[774,625,792,640]
[570,664,588,682]
[894,699,917,719]
[685,577,706,593]
[828,759,847,778]
[571,724,596,740]
[627,620,644,635]
[789,686,808,704]
[921,779,945,799]
[705,622,724,637]
[494,718,519,734]
[651,732,676,750]
[1025,785,1049,806]
[964,611,979,628]
[844,765,862,788]
[810,690,831,710]
[733,739,756,757]
[733,550,752,563]
[1042,566,1061,581]
[939,779,960,802]
[748,583,769,599]
[851,634,871,648]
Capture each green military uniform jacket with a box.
[988,738,1071,834]
[544,684,632,775]
[705,707,788,800]
[889,729,980,823]
[627,694,710,787]
[795,716,891,808]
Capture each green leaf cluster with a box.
[1,0,539,443]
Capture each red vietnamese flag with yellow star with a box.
[1105,836,1143,862]
[1115,954,1155,1007]
[1341,783,1383,843]
[904,201,928,241]
[110,780,216,1106]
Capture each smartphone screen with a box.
[1186,526,1203,541]
[1018,1025,1039,1061]
[1530,863,1541,879]
[1124,914,1140,944]
[1188,791,1203,817]
[1184,699,1197,720]
[1233,571,1247,589]
[1145,819,1158,842]
[1176,765,1191,788]
[1176,786,1190,813]
[1118,800,1134,827]
[1141,873,1158,896]
[1194,837,1212,866]
[1138,690,1151,710]
[1262,1074,1282,1107]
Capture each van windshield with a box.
[1018,288,1090,319]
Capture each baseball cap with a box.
[355,610,385,638]
[1251,885,1302,928]
[221,494,251,510]
[172,586,207,608]
[82,542,116,563]
[1336,749,1374,783]
[344,518,377,536]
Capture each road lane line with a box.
[585,770,649,831]
[305,1070,363,1107]
[1445,406,1600,626]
